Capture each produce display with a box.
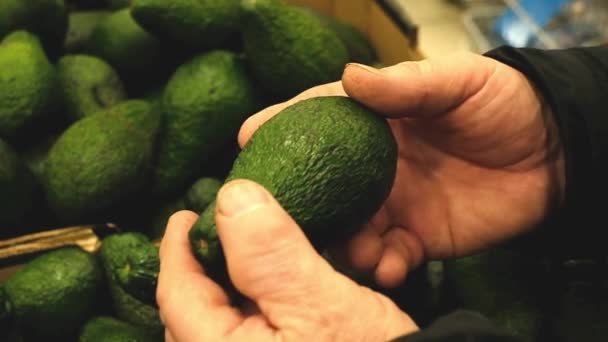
[1,1,605,342]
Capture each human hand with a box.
[157,180,418,342]
[238,52,566,288]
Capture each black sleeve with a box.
[389,310,521,342]
[390,44,608,342]
[483,44,608,259]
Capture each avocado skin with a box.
[189,96,398,272]
[57,54,127,121]
[0,31,59,141]
[241,0,349,100]
[152,50,258,198]
[3,247,103,341]
[43,100,162,223]
[99,233,163,333]
[0,0,68,58]
[80,316,162,342]
[131,0,242,51]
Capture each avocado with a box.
[57,54,127,121]
[80,316,162,342]
[0,0,68,58]
[185,178,222,213]
[0,31,59,141]
[189,96,398,272]
[443,248,545,341]
[152,50,259,198]
[86,9,167,96]
[43,100,162,223]
[241,0,349,100]
[65,11,111,53]
[131,0,242,51]
[99,233,163,333]
[319,15,377,65]
[0,138,38,231]
[1,247,103,341]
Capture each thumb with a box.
[214,179,334,302]
[342,52,497,118]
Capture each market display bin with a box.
[0,0,424,281]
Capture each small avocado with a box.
[43,100,162,223]
[152,50,259,198]
[99,233,163,333]
[241,0,349,100]
[57,54,127,121]
[65,10,111,53]
[189,96,398,272]
[131,0,242,51]
[0,138,38,230]
[0,0,68,57]
[80,316,162,342]
[0,31,59,141]
[1,247,103,341]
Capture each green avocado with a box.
[57,54,127,121]
[189,96,398,273]
[0,0,68,57]
[80,316,162,342]
[240,0,349,100]
[0,31,59,141]
[43,100,162,223]
[1,247,103,341]
[65,10,111,53]
[131,0,242,51]
[86,9,168,96]
[99,233,163,333]
[152,50,259,198]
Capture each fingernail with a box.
[217,180,270,217]
[346,63,383,75]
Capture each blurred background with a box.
[396,0,608,57]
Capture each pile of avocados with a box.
[1,1,606,342]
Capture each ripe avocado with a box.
[240,0,349,100]
[152,50,259,198]
[0,31,59,141]
[0,0,68,58]
[43,100,162,223]
[57,54,127,121]
[99,233,163,333]
[2,247,103,341]
[80,316,162,342]
[131,0,242,51]
[189,96,398,272]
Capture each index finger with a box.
[157,211,243,341]
[237,81,346,148]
